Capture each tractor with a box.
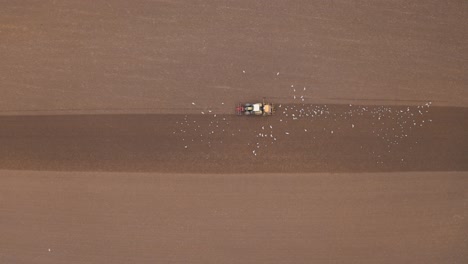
[236,99,274,116]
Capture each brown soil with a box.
[0,105,467,173]
[1,1,467,263]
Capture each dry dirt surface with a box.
[1,0,467,115]
[1,0,468,263]
[1,171,467,264]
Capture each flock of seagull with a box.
[174,85,433,163]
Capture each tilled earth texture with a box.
[1,1,467,115]
[1,104,467,173]
[1,171,467,264]
[1,1,467,264]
